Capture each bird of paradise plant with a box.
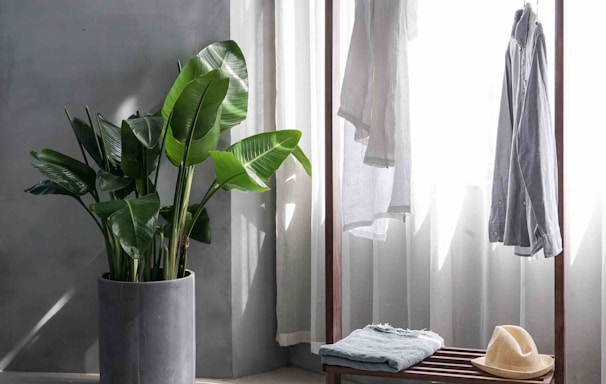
[26,40,311,282]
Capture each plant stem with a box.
[144,244,152,282]
[75,197,103,233]
[166,164,184,280]
[175,166,194,277]
[154,112,171,189]
[101,221,115,279]
[74,197,115,278]
[130,258,138,282]
[177,238,189,278]
[156,244,167,281]
[85,106,105,168]
[186,181,219,239]
[166,164,195,280]
[114,235,123,281]
[157,236,164,280]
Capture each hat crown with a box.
[484,325,542,372]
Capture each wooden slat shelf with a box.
[323,347,555,384]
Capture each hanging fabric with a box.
[489,3,562,258]
[274,0,327,351]
[339,0,417,240]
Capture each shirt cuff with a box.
[541,229,563,257]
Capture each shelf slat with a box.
[322,347,555,384]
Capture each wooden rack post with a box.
[324,1,566,383]
[325,0,342,383]
[554,0,566,382]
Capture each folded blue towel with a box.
[319,324,444,372]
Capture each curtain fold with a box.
[275,0,326,352]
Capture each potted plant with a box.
[26,40,310,384]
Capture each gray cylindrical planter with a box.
[98,271,195,384]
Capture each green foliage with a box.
[25,40,311,282]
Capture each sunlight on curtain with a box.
[271,1,606,381]
[274,0,326,352]
[338,1,606,382]
[564,2,606,382]
[339,0,561,376]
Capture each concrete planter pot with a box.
[98,271,195,384]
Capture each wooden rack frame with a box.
[323,0,565,383]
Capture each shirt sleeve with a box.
[516,31,562,257]
[489,51,514,243]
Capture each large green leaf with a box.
[94,194,160,259]
[120,119,161,181]
[125,116,163,149]
[210,151,268,192]
[164,73,225,167]
[227,130,302,183]
[196,40,248,132]
[97,169,132,192]
[97,114,122,165]
[120,119,141,179]
[162,60,204,124]
[90,199,127,219]
[69,117,103,167]
[162,40,248,133]
[292,145,312,177]
[164,112,221,166]
[31,149,97,195]
[25,180,77,198]
[32,162,88,195]
[171,70,228,142]
[187,204,211,244]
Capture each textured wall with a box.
[0,0,233,376]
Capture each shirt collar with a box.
[512,3,537,47]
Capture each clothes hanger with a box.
[523,0,540,24]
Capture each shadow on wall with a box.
[0,207,106,372]
[231,186,289,377]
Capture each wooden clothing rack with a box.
[322,0,566,383]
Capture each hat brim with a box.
[471,355,554,380]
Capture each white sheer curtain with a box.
[274,0,327,352]
[564,1,606,382]
[270,0,606,382]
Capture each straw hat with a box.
[471,325,554,379]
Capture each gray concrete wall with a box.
[0,0,234,377]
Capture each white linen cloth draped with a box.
[260,0,605,381]
[338,0,417,168]
[339,0,416,241]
